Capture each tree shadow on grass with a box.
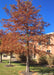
[12,60,21,63]
[12,60,26,66]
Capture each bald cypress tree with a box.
[2,0,49,74]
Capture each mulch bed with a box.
[0,62,3,63]
[19,71,36,75]
[22,71,33,75]
[5,65,15,67]
[46,65,54,68]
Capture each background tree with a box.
[1,32,21,65]
[0,29,5,63]
[2,0,49,74]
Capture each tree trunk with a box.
[0,53,2,63]
[26,23,30,75]
[9,53,11,65]
[26,40,30,75]
[26,55,30,75]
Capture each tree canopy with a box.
[1,0,50,74]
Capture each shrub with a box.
[19,54,26,62]
[46,55,54,66]
[39,55,48,65]
[30,59,37,66]
[19,54,37,65]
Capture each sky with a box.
[0,0,54,34]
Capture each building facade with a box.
[33,32,54,61]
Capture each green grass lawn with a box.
[0,60,26,75]
[0,60,54,75]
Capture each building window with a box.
[34,45,36,48]
[47,37,50,45]
[38,41,41,45]
[3,54,7,57]
[47,50,51,53]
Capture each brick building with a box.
[32,32,54,62]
